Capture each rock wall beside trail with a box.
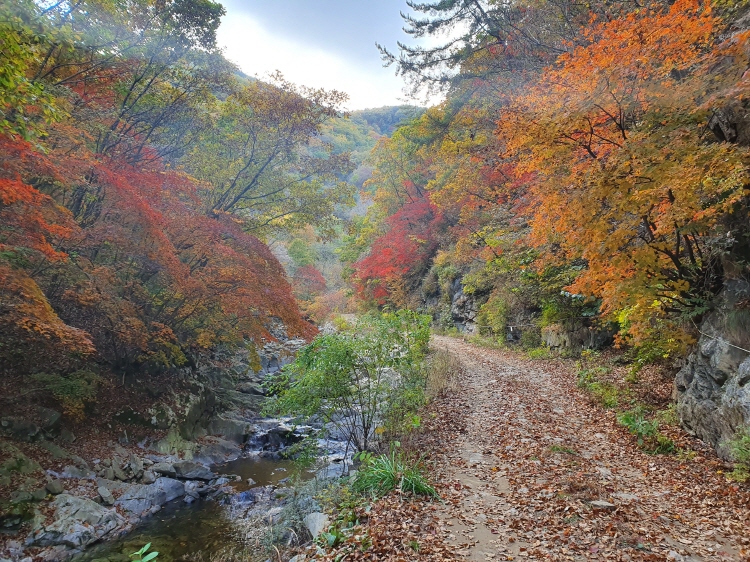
[675,280,750,458]
[542,323,616,354]
[449,281,480,334]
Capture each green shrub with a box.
[576,367,619,408]
[265,310,431,452]
[527,347,553,360]
[352,449,437,498]
[617,407,675,454]
[477,294,509,336]
[725,426,750,482]
[435,303,456,332]
[520,326,542,349]
[30,370,102,420]
[655,404,679,426]
[130,543,158,562]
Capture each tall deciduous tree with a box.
[186,75,355,237]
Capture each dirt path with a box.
[424,336,749,561]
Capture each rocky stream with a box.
[1,334,350,562]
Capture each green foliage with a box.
[288,239,318,268]
[576,367,619,409]
[621,319,682,377]
[527,347,553,360]
[617,407,676,455]
[314,479,365,534]
[30,370,101,420]
[725,426,750,482]
[278,433,320,467]
[352,106,425,137]
[0,2,62,141]
[352,448,437,498]
[265,310,431,452]
[332,315,354,332]
[655,404,679,427]
[130,543,159,562]
[477,294,509,336]
[520,327,542,350]
[427,303,456,333]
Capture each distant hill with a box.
[352,105,425,136]
[313,105,425,190]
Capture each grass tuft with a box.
[352,450,437,499]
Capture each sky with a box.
[216,0,429,110]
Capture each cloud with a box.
[217,12,409,110]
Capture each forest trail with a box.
[423,336,748,561]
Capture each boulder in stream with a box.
[27,494,123,548]
[173,461,216,481]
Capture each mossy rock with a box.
[0,499,36,529]
[153,428,197,458]
[0,442,42,479]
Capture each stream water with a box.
[72,456,316,562]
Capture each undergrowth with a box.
[30,370,102,420]
[352,448,437,499]
[575,362,678,455]
[617,407,676,454]
[576,366,619,409]
[725,426,750,482]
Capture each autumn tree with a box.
[495,0,750,353]
[0,0,340,392]
[187,75,355,237]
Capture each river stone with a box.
[316,463,346,480]
[96,478,130,492]
[61,465,95,479]
[303,512,330,538]
[236,382,265,395]
[173,461,215,481]
[31,489,47,501]
[3,418,40,442]
[151,462,176,478]
[10,491,32,504]
[184,481,201,499]
[153,477,185,502]
[115,484,167,515]
[112,459,128,481]
[46,480,64,495]
[141,470,156,484]
[28,494,122,548]
[97,486,115,506]
[37,441,70,461]
[207,415,253,444]
[60,429,75,443]
[192,436,242,464]
[128,454,144,479]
